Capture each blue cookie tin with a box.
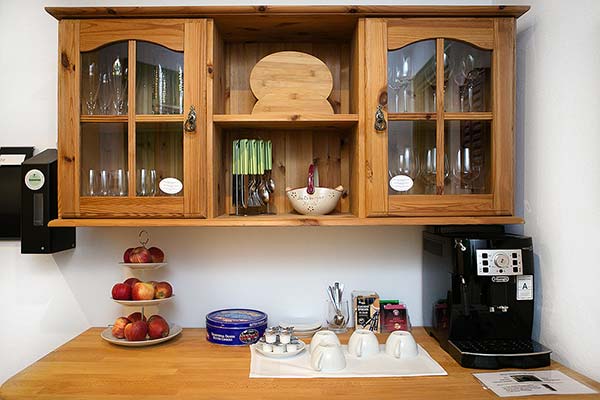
[206,308,268,346]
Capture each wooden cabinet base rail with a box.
[48,215,524,227]
[1,327,598,400]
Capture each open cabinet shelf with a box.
[212,114,359,129]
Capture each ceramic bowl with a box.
[286,185,343,215]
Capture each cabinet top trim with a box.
[46,5,530,21]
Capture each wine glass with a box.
[152,64,167,114]
[390,147,419,194]
[422,148,449,194]
[98,73,112,115]
[111,57,127,115]
[395,56,413,113]
[453,54,475,112]
[452,147,481,192]
[388,62,402,113]
[83,62,99,115]
[426,52,453,112]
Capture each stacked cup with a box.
[310,331,345,372]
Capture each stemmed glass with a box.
[422,148,449,194]
[426,52,453,112]
[83,62,99,115]
[452,147,481,192]
[453,54,475,112]
[389,147,419,194]
[388,56,413,113]
[111,57,127,115]
[98,73,112,115]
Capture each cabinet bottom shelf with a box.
[48,214,523,227]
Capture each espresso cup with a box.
[385,330,418,359]
[311,343,346,372]
[348,329,380,358]
[310,330,340,353]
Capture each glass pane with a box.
[388,121,436,195]
[445,40,491,112]
[136,42,184,115]
[81,43,128,115]
[444,120,491,194]
[388,40,436,113]
[80,123,128,196]
[136,123,183,197]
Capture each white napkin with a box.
[249,344,447,378]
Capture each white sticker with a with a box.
[159,177,183,195]
[24,169,45,191]
[517,275,533,300]
[389,175,414,192]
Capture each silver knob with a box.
[493,253,510,268]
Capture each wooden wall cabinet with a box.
[49,6,528,227]
[58,19,207,218]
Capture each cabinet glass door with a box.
[59,19,206,218]
[366,18,514,216]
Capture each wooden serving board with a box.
[250,51,333,114]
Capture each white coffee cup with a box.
[311,343,346,372]
[310,330,340,353]
[348,329,380,358]
[385,330,418,359]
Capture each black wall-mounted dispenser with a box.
[21,149,75,254]
[0,147,34,239]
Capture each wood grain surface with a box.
[1,327,598,400]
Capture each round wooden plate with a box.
[250,51,333,100]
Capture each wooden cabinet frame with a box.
[365,18,515,217]
[50,6,526,227]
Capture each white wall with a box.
[498,0,600,382]
[1,0,494,384]
[4,0,599,388]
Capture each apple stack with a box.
[107,245,179,344]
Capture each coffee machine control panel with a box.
[476,249,523,276]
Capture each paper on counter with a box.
[249,344,447,378]
[473,370,598,397]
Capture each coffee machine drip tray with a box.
[448,339,552,369]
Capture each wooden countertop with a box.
[2,328,599,399]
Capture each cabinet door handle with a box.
[184,106,197,132]
[374,104,386,132]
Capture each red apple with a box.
[147,314,165,324]
[129,246,152,263]
[148,247,165,263]
[132,282,155,300]
[148,315,170,339]
[154,282,173,299]
[111,317,130,339]
[124,320,148,341]
[123,247,134,263]
[148,280,158,288]
[123,277,141,287]
[127,312,147,323]
[111,283,131,300]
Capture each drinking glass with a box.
[111,57,127,115]
[83,62,99,115]
[326,300,349,333]
[422,148,449,193]
[137,168,157,196]
[426,52,452,112]
[84,169,99,196]
[110,169,128,196]
[152,64,167,114]
[452,147,481,191]
[388,57,413,112]
[99,170,109,196]
[453,54,475,112]
[98,73,112,115]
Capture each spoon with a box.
[258,177,270,204]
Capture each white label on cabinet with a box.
[389,175,414,192]
[516,275,533,301]
[0,154,26,165]
[24,169,45,191]
[159,177,183,195]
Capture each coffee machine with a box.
[422,226,551,369]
